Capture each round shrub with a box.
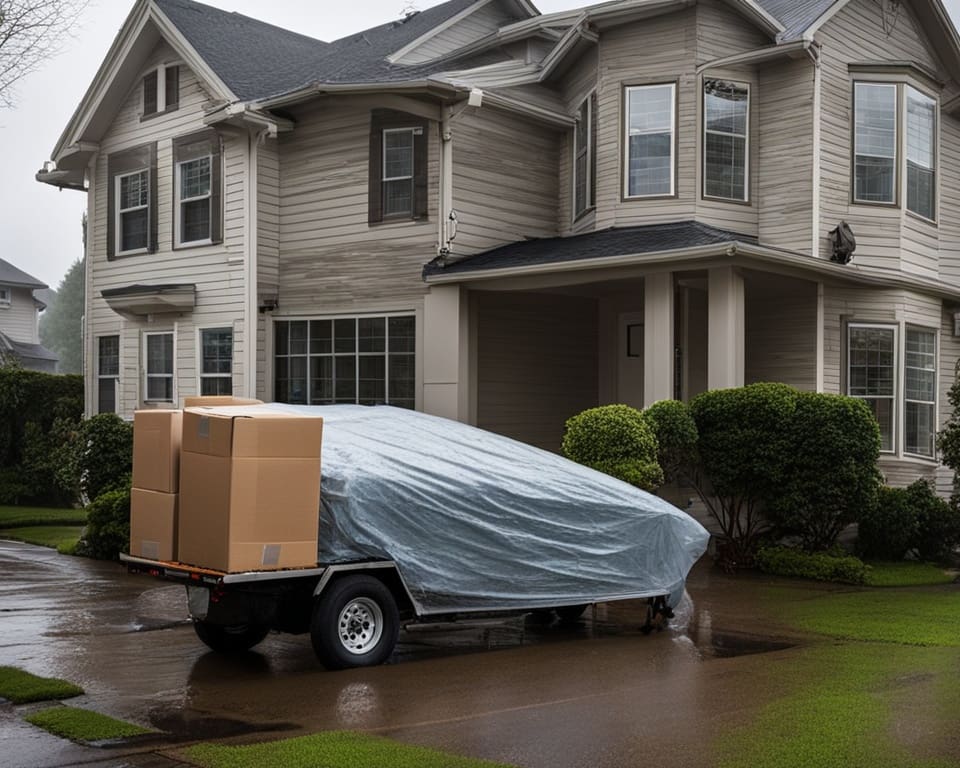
[909,479,960,562]
[562,404,663,491]
[82,486,131,561]
[642,399,698,483]
[858,485,918,560]
[756,545,868,585]
[73,414,133,503]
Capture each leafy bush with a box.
[73,414,133,503]
[81,486,131,561]
[756,545,869,585]
[643,399,698,484]
[914,485,960,562]
[858,485,919,561]
[767,392,881,551]
[562,404,663,491]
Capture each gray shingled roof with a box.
[423,221,757,278]
[755,0,840,40]
[0,258,46,289]
[154,0,519,101]
[0,332,58,362]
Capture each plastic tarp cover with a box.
[262,404,709,615]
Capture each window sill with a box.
[904,209,937,227]
[174,238,214,250]
[114,248,150,259]
[621,193,678,202]
[702,194,751,207]
[368,217,429,229]
[850,199,898,209]
[573,206,596,224]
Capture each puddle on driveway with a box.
[148,709,298,740]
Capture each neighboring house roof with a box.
[422,221,757,278]
[0,332,59,364]
[0,258,47,289]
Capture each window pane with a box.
[289,321,308,355]
[388,316,415,353]
[310,320,332,354]
[626,85,673,197]
[854,83,896,203]
[358,356,386,404]
[905,401,935,456]
[143,71,157,115]
[165,65,179,107]
[98,336,119,376]
[121,209,149,252]
[334,356,356,402]
[287,356,307,403]
[383,178,413,216]
[334,318,356,353]
[98,378,116,414]
[704,133,746,200]
[847,326,895,452]
[704,80,748,135]
[310,356,333,404]
[907,163,935,220]
[201,329,232,375]
[180,157,211,199]
[120,171,149,209]
[388,353,415,409]
[181,199,210,242]
[384,130,414,178]
[147,376,172,401]
[275,321,289,354]
[358,317,385,353]
[147,334,173,375]
[865,397,894,452]
[201,376,232,396]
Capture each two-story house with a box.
[38,0,960,490]
[0,258,57,372]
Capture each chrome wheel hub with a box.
[337,597,383,655]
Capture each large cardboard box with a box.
[132,410,182,493]
[178,408,324,572]
[182,396,263,408]
[130,488,178,561]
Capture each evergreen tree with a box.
[40,258,84,374]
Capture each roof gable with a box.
[0,258,47,289]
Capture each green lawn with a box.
[0,666,83,704]
[184,732,517,768]
[26,706,152,742]
[0,506,86,527]
[865,561,957,587]
[0,525,85,550]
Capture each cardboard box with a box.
[182,396,263,408]
[178,409,323,572]
[132,410,182,493]
[130,488,178,561]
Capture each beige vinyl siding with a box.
[276,96,437,312]
[695,0,770,62]
[88,42,248,416]
[393,0,509,65]
[477,291,598,451]
[558,47,599,235]
[815,0,947,271]
[757,58,814,251]
[744,274,817,390]
[938,112,960,287]
[0,287,40,343]
[450,107,560,256]
[257,138,280,399]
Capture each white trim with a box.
[701,78,750,203]
[623,83,676,199]
[382,127,417,218]
[196,325,234,397]
[142,329,175,404]
[847,322,898,454]
[852,81,899,206]
[904,85,938,223]
[115,168,150,256]
[902,324,938,459]
[387,0,496,64]
[174,154,213,247]
[811,45,821,258]
[815,282,824,392]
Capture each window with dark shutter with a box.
[368,109,428,225]
[173,130,223,247]
[165,65,180,111]
[107,143,158,259]
[143,70,158,116]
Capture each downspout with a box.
[438,89,483,259]
[245,125,270,399]
[808,41,822,260]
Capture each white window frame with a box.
[847,322,898,455]
[96,334,120,414]
[115,169,150,256]
[0,287,10,306]
[197,326,233,396]
[702,79,750,203]
[573,92,595,220]
[904,85,937,223]
[903,325,938,459]
[175,154,213,247]
[273,313,416,408]
[382,127,416,218]
[623,83,676,199]
[853,82,898,206]
[143,330,175,404]
[142,63,179,116]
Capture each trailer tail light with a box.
[210,586,226,604]
[148,568,160,577]
[190,572,201,581]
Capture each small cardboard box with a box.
[132,410,182,493]
[182,396,264,408]
[178,408,323,573]
[130,488,178,561]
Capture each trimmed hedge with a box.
[859,480,960,563]
[562,404,663,491]
[756,546,869,585]
[80,486,131,561]
[73,414,133,502]
[643,399,698,484]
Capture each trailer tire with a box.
[193,619,270,654]
[311,575,399,670]
[555,604,588,623]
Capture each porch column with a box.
[422,284,471,421]
[643,271,674,406]
[707,266,745,390]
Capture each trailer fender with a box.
[314,562,417,618]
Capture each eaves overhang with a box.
[101,283,196,318]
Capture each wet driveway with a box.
[0,539,810,768]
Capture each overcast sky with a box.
[3,0,959,290]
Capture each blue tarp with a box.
[259,404,709,615]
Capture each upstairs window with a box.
[624,83,675,198]
[0,287,10,306]
[369,110,428,224]
[142,65,180,118]
[703,80,749,202]
[854,83,897,204]
[906,86,936,220]
[173,131,222,247]
[107,143,156,258]
[574,92,597,218]
[853,80,938,219]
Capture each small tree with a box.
[562,404,663,491]
[81,487,131,561]
[72,414,132,503]
[40,258,84,373]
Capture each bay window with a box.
[574,92,597,218]
[906,87,936,220]
[624,83,675,198]
[904,327,936,457]
[703,79,749,201]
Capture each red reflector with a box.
[148,569,160,577]
[190,573,201,581]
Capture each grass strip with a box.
[0,666,83,704]
[0,506,86,527]
[865,561,956,587]
[25,706,152,742]
[0,526,84,550]
[184,731,517,768]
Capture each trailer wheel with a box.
[555,604,588,623]
[193,619,270,654]
[311,575,399,670]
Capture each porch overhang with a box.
[101,283,196,317]
[423,222,960,301]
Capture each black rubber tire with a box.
[555,604,588,623]
[311,575,400,670]
[193,619,270,654]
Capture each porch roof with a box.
[423,221,756,279]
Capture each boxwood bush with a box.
[860,479,960,563]
[79,485,131,561]
[756,545,869,585]
[562,404,663,491]
[72,414,133,503]
[642,399,698,484]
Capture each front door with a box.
[616,311,644,409]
